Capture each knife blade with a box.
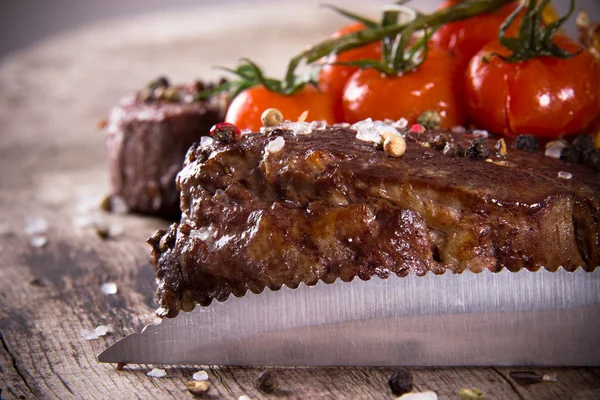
[98,268,600,366]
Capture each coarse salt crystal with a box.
[310,120,328,130]
[147,368,167,378]
[558,171,572,179]
[351,118,401,144]
[238,396,251,400]
[94,325,109,337]
[101,282,118,295]
[469,129,489,138]
[73,214,102,229]
[200,136,214,148]
[281,120,312,135]
[545,140,568,159]
[108,224,124,238]
[81,329,98,340]
[30,236,48,248]
[393,118,408,129]
[397,391,438,400]
[24,217,48,235]
[266,137,285,153]
[193,370,209,381]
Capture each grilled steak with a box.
[105,78,228,217]
[149,123,600,317]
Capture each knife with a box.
[98,268,600,366]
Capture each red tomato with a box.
[225,85,334,132]
[342,48,465,128]
[318,23,382,123]
[430,0,523,71]
[465,35,600,137]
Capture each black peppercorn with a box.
[256,369,278,393]
[431,133,450,150]
[148,76,170,91]
[515,135,539,153]
[466,137,490,160]
[560,145,581,163]
[572,134,594,150]
[388,369,413,396]
[585,149,600,170]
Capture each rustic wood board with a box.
[1,3,599,399]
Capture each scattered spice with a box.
[495,138,507,157]
[147,368,167,378]
[560,145,580,163]
[442,142,464,158]
[210,122,241,143]
[99,194,112,212]
[186,380,210,397]
[466,137,490,160]
[94,225,110,240]
[515,135,539,153]
[382,132,407,157]
[576,11,600,58]
[431,133,450,151]
[557,171,573,180]
[30,236,48,248]
[459,388,484,399]
[509,370,557,386]
[101,282,118,295]
[97,119,108,130]
[266,137,286,153]
[256,369,278,393]
[193,370,209,381]
[261,108,284,127]
[163,86,180,102]
[116,362,128,371]
[417,110,441,129]
[388,369,413,396]
[148,76,170,91]
[268,128,284,137]
[297,110,309,122]
[29,278,44,287]
[409,123,426,134]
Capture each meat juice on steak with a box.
[105,80,228,217]
[149,126,600,317]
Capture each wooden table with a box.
[1,4,599,399]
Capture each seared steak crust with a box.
[150,127,600,317]
[105,89,227,217]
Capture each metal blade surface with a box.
[98,268,600,366]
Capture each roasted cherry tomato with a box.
[342,48,465,128]
[225,85,334,132]
[430,0,523,71]
[318,23,382,123]
[465,35,600,138]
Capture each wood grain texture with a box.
[0,3,599,399]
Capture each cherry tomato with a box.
[430,0,523,71]
[225,85,334,132]
[465,35,600,138]
[318,23,382,123]
[342,48,466,128]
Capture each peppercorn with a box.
[388,369,413,396]
[585,149,600,170]
[572,134,595,150]
[515,135,539,153]
[442,142,464,158]
[560,145,580,163]
[256,369,278,393]
[495,138,507,157]
[466,137,490,160]
[417,110,442,129]
[148,76,170,91]
[431,133,450,150]
[209,122,241,143]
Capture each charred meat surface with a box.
[105,79,228,217]
[150,126,600,317]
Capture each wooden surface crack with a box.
[492,368,526,400]
[1,329,34,394]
